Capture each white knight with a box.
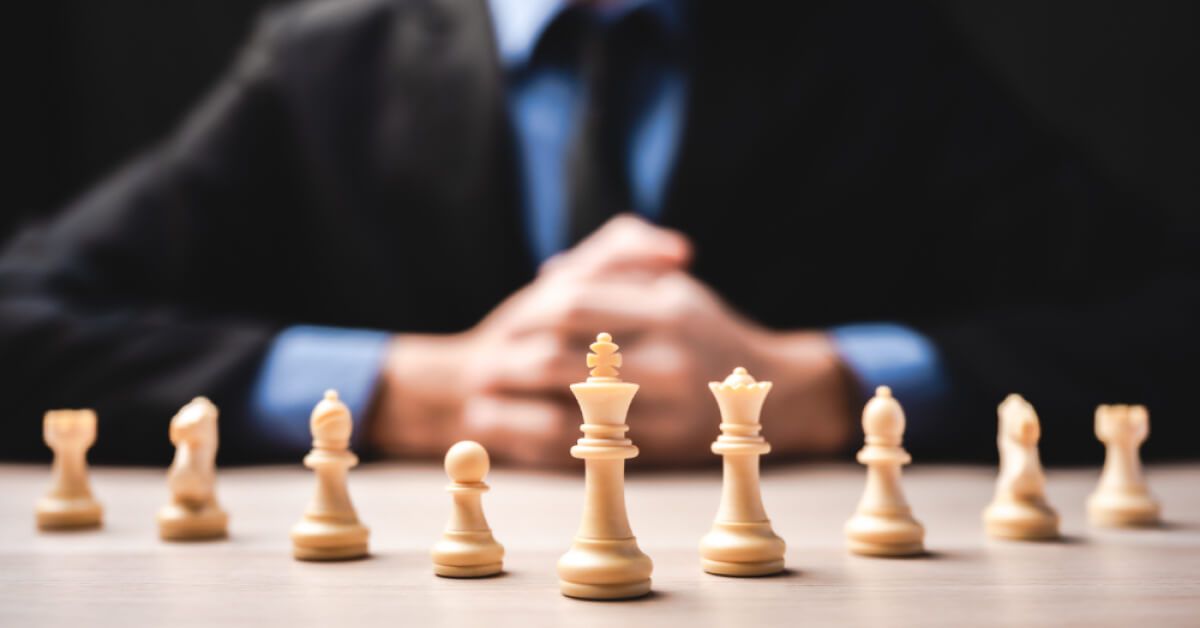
[159,397,228,540]
[983,394,1059,540]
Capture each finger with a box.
[460,395,578,468]
[625,403,718,468]
[466,334,579,395]
[579,214,692,275]
[545,214,692,278]
[510,280,677,339]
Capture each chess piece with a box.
[432,441,505,577]
[291,390,369,560]
[158,397,229,541]
[699,367,786,576]
[982,394,1059,540]
[36,409,103,530]
[1087,404,1161,527]
[558,333,653,600]
[844,386,925,557]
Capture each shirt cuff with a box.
[829,323,951,448]
[247,325,391,457]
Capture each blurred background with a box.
[8,0,1199,245]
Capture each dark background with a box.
[8,1,1200,244]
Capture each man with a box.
[1,0,1195,466]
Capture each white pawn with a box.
[983,394,1059,540]
[36,409,103,530]
[291,390,369,560]
[431,441,504,577]
[558,333,653,600]
[844,386,925,557]
[699,367,786,576]
[158,397,229,541]
[1088,404,1161,527]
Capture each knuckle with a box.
[660,282,692,324]
[528,341,562,380]
[556,283,590,320]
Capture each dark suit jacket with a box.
[2,0,1195,464]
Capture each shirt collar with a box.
[487,0,684,70]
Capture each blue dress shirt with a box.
[494,0,687,262]
[246,0,951,456]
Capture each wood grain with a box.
[1,463,1198,627]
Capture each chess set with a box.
[33,333,1162,601]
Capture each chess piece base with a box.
[845,513,924,557]
[558,537,653,600]
[36,497,102,530]
[158,502,228,541]
[702,557,785,577]
[1087,492,1161,527]
[432,530,504,578]
[293,543,368,561]
[847,538,925,557]
[699,521,786,577]
[983,500,1059,540]
[559,579,652,601]
[434,562,503,578]
[291,519,369,561]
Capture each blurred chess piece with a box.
[983,394,1059,540]
[291,390,370,560]
[432,441,505,577]
[844,386,925,557]
[158,397,229,541]
[1087,404,1161,527]
[699,367,786,576]
[36,409,103,530]
[558,333,653,600]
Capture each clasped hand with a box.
[371,215,852,467]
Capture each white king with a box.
[557,333,653,600]
[700,367,786,576]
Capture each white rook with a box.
[36,409,103,530]
[1088,404,1160,527]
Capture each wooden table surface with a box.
[1,462,1198,627]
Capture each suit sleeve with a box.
[0,11,303,463]
[883,6,1200,462]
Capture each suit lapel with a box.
[659,2,762,247]
[377,0,533,322]
[659,2,794,282]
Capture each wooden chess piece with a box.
[699,367,786,576]
[1088,404,1161,527]
[983,394,1059,540]
[432,440,505,577]
[291,390,369,560]
[158,397,229,541]
[36,409,103,530]
[844,386,925,557]
[558,333,653,600]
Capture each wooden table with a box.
[2,462,1198,627]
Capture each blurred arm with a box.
[0,11,300,463]
[249,326,391,457]
[870,5,1199,461]
[830,323,951,446]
